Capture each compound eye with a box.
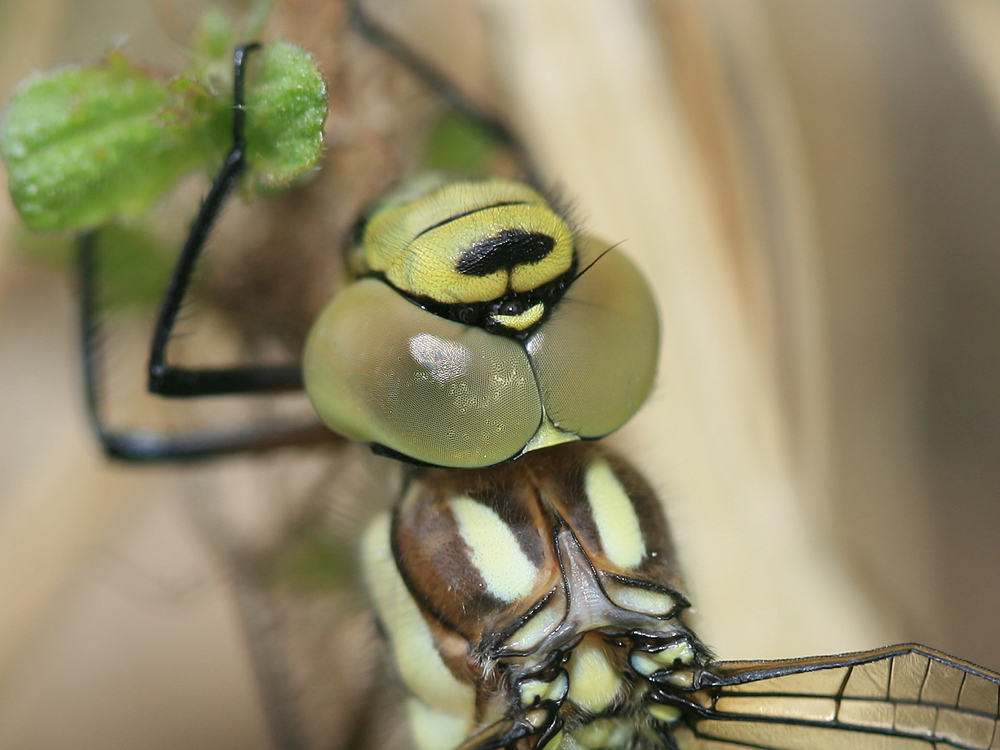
[303,279,543,468]
[527,239,659,439]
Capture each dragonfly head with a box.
[301,177,660,468]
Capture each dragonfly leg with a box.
[75,44,339,461]
[145,43,303,399]
[78,231,338,461]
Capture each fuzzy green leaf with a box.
[1,38,328,233]
[244,41,328,190]
[0,52,229,232]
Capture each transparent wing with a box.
[671,644,1000,750]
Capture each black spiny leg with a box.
[147,43,302,399]
[78,44,336,461]
[346,0,542,188]
[79,232,335,461]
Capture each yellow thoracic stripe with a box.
[361,511,475,720]
[447,496,539,603]
[363,445,710,750]
[584,458,646,569]
[362,442,1000,750]
[565,637,623,714]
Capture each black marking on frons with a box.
[412,200,530,241]
[364,253,578,340]
[457,230,556,277]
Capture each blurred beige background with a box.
[0,0,999,748]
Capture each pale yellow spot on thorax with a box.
[505,597,566,651]
[566,638,622,713]
[604,584,675,615]
[362,512,475,718]
[448,497,538,602]
[584,460,646,569]
[647,703,683,723]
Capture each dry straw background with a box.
[0,0,999,748]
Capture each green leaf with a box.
[244,41,328,191]
[0,52,230,232]
[0,35,328,233]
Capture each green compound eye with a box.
[526,236,659,441]
[303,180,659,468]
[304,278,543,468]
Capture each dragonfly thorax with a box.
[361,444,709,750]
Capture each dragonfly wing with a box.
[671,644,1000,750]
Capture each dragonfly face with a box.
[302,176,660,468]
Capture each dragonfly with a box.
[14,1,999,749]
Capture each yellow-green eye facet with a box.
[527,238,659,439]
[303,278,543,468]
